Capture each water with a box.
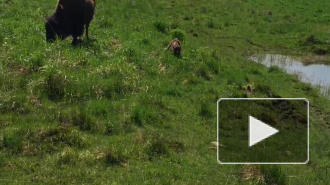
[250,54,330,98]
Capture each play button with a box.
[249,116,279,147]
[217,98,309,164]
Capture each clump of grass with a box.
[131,106,144,127]
[299,35,329,55]
[104,121,121,135]
[0,135,3,148]
[44,71,68,101]
[184,75,202,85]
[301,83,314,94]
[230,91,246,98]
[2,131,24,154]
[134,129,145,144]
[170,21,179,29]
[200,101,213,118]
[91,78,134,100]
[268,66,282,73]
[183,16,193,21]
[168,141,185,153]
[227,77,236,85]
[0,95,28,114]
[207,19,215,28]
[154,20,168,33]
[29,54,44,72]
[26,126,87,154]
[312,45,327,55]
[146,136,169,159]
[57,147,78,165]
[71,108,96,132]
[206,60,220,74]
[250,68,263,76]
[131,104,158,127]
[164,88,182,97]
[97,148,127,166]
[141,38,150,45]
[104,151,127,166]
[0,34,4,45]
[98,17,113,28]
[124,47,138,63]
[261,165,286,185]
[255,84,272,94]
[144,133,185,160]
[192,48,211,62]
[302,35,324,45]
[0,153,5,167]
[196,66,212,81]
[193,32,199,37]
[170,29,186,41]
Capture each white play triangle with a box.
[249,116,279,147]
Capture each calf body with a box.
[166,38,181,57]
[45,0,95,45]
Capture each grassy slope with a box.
[0,0,330,184]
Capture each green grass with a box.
[1,0,330,184]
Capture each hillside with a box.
[1,0,330,184]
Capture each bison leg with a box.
[85,24,89,39]
[71,23,85,45]
[72,37,80,46]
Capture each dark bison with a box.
[165,38,181,57]
[45,0,96,45]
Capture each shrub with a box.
[154,20,168,33]
[170,29,186,41]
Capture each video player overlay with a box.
[217,98,308,164]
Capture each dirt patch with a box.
[241,165,264,183]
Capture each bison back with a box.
[57,0,95,24]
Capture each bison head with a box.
[45,16,66,42]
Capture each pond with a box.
[250,54,330,98]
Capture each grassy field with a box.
[1,0,330,184]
